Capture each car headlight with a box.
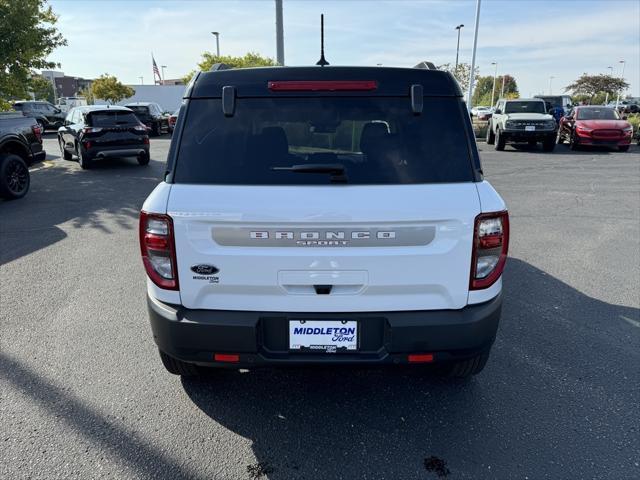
[505,120,516,128]
[545,120,557,128]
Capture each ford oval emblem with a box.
[190,264,219,275]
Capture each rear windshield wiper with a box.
[271,164,348,183]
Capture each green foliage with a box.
[0,0,67,101]
[0,99,12,111]
[472,75,519,106]
[90,74,135,104]
[627,113,639,136]
[183,52,277,82]
[29,75,54,102]
[438,63,478,93]
[565,74,628,99]
[78,86,94,105]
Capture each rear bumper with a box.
[84,145,149,159]
[147,293,502,367]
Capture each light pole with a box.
[549,76,554,95]
[490,61,498,107]
[454,24,464,70]
[466,0,481,110]
[605,66,613,104]
[139,76,144,85]
[275,0,285,66]
[161,66,167,85]
[615,60,626,109]
[211,31,220,57]
[500,74,506,98]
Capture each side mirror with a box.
[494,109,502,115]
[622,116,628,120]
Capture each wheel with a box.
[556,130,565,145]
[153,122,161,136]
[59,137,72,160]
[76,144,92,169]
[486,122,495,144]
[618,145,629,152]
[442,351,490,379]
[495,128,506,151]
[0,154,30,200]
[569,132,580,150]
[159,349,200,376]
[542,135,556,152]
[137,151,150,165]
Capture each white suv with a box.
[140,66,509,378]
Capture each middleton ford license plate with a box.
[525,125,536,131]
[289,320,358,352]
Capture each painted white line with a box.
[620,315,640,328]
[28,161,55,172]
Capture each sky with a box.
[47,0,640,99]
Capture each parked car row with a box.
[485,98,633,152]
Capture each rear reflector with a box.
[408,354,434,363]
[214,353,240,363]
[268,80,378,92]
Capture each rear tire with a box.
[0,154,30,200]
[569,132,580,150]
[542,135,556,152]
[59,138,72,160]
[77,144,92,169]
[443,351,491,379]
[495,128,506,151]
[486,123,495,144]
[159,350,200,376]
[618,145,629,152]
[137,151,150,165]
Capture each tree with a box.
[0,0,67,101]
[438,63,478,93]
[472,74,519,106]
[565,74,628,101]
[29,75,54,102]
[90,74,135,104]
[77,86,94,105]
[183,52,277,82]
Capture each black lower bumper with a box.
[147,293,502,367]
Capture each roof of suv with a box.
[501,98,544,103]
[189,66,463,98]
[74,105,133,113]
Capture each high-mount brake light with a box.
[470,211,509,290]
[268,80,378,92]
[139,211,179,290]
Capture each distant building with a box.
[94,84,186,112]
[40,70,93,98]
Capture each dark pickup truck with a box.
[0,112,46,199]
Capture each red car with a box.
[557,106,632,152]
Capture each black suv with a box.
[58,106,150,169]
[12,101,66,131]
[124,102,169,136]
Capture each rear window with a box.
[174,97,474,185]
[127,106,149,115]
[504,101,546,114]
[13,103,29,111]
[88,111,140,127]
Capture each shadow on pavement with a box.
[0,149,164,266]
[181,258,639,479]
[0,352,205,480]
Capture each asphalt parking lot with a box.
[1,133,639,480]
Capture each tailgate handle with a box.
[313,285,333,295]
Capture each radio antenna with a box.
[316,14,329,66]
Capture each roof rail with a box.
[414,61,438,70]
[209,63,233,72]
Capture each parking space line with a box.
[620,315,640,328]
[29,161,55,172]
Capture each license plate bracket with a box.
[289,320,358,352]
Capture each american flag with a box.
[152,55,161,84]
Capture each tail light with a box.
[470,211,509,290]
[143,137,149,145]
[83,127,103,134]
[134,124,147,132]
[139,211,179,290]
[31,124,42,143]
